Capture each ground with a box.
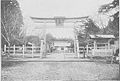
[2,61,119,81]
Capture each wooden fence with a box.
[3,44,115,58]
[92,49,113,57]
[4,45,43,58]
[78,45,114,57]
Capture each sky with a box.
[18,0,113,17]
[18,0,113,39]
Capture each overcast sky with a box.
[19,0,113,17]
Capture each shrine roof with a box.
[89,35,115,39]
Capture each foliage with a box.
[84,19,100,35]
[98,0,119,36]
[73,18,100,43]
[104,12,119,36]
[98,0,119,13]
[25,36,41,46]
[46,33,55,42]
[108,12,119,36]
[1,0,23,47]
[74,21,86,35]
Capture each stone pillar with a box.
[76,40,79,58]
[32,45,34,58]
[74,40,76,54]
[93,40,96,56]
[23,45,25,58]
[119,49,120,75]
[43,41,47,58]
[40,40,44,58]
[108,39,111,49]
[4,45,6,53]
[86,44,89,56]
[94,40,96,49]
[43,28,47,57]
[13,45,15,55]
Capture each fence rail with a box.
[3,44,116,59]
[92,49,113,57]
[4,45,42,58]
[64,53,76,58]
[78,45,114,57]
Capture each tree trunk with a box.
[119,54,120,79]
[1,33,11,57]
[83,47,85,58]
[8,42,10,57]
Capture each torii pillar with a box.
[40,40,44,58]
[76,39,80,58]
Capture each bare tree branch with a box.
[1,33,10,45]
[10,12,18,34]
[11,34,23,43]
[1,20,10,41]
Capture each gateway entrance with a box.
[46,40,75,59]
[30,16,88,59]
[3,16,89,59]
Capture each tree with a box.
[73,18,100,43]
[84,19,100,35]
[25,36,41,46]
[1,0,24,48]
[105,12,119,36]
[98,0,119,74]
[98,0,119,13]
[104,12,119,36]
[46,33,55,43]
[98,0,119,36]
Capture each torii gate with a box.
[31,16,88,58]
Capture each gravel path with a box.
[2,61,119,81]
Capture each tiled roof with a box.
[54,41,71,46]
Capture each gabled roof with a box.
[89,35,115,39]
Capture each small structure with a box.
[88,34,116,57]
[53,40,72,53]
[89,35,115,49]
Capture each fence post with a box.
[86,44,89,57]
[93,40,96,56]
[32,45,34,58]
[4,45,6,53]
[40,40,44,58]
[23,45,24,58]
[13,45,15,55]
[40,46,41,58]
[119,47,120,75]
[108,39,110,49]
[76,40,79,58]
[74,39,76,54]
